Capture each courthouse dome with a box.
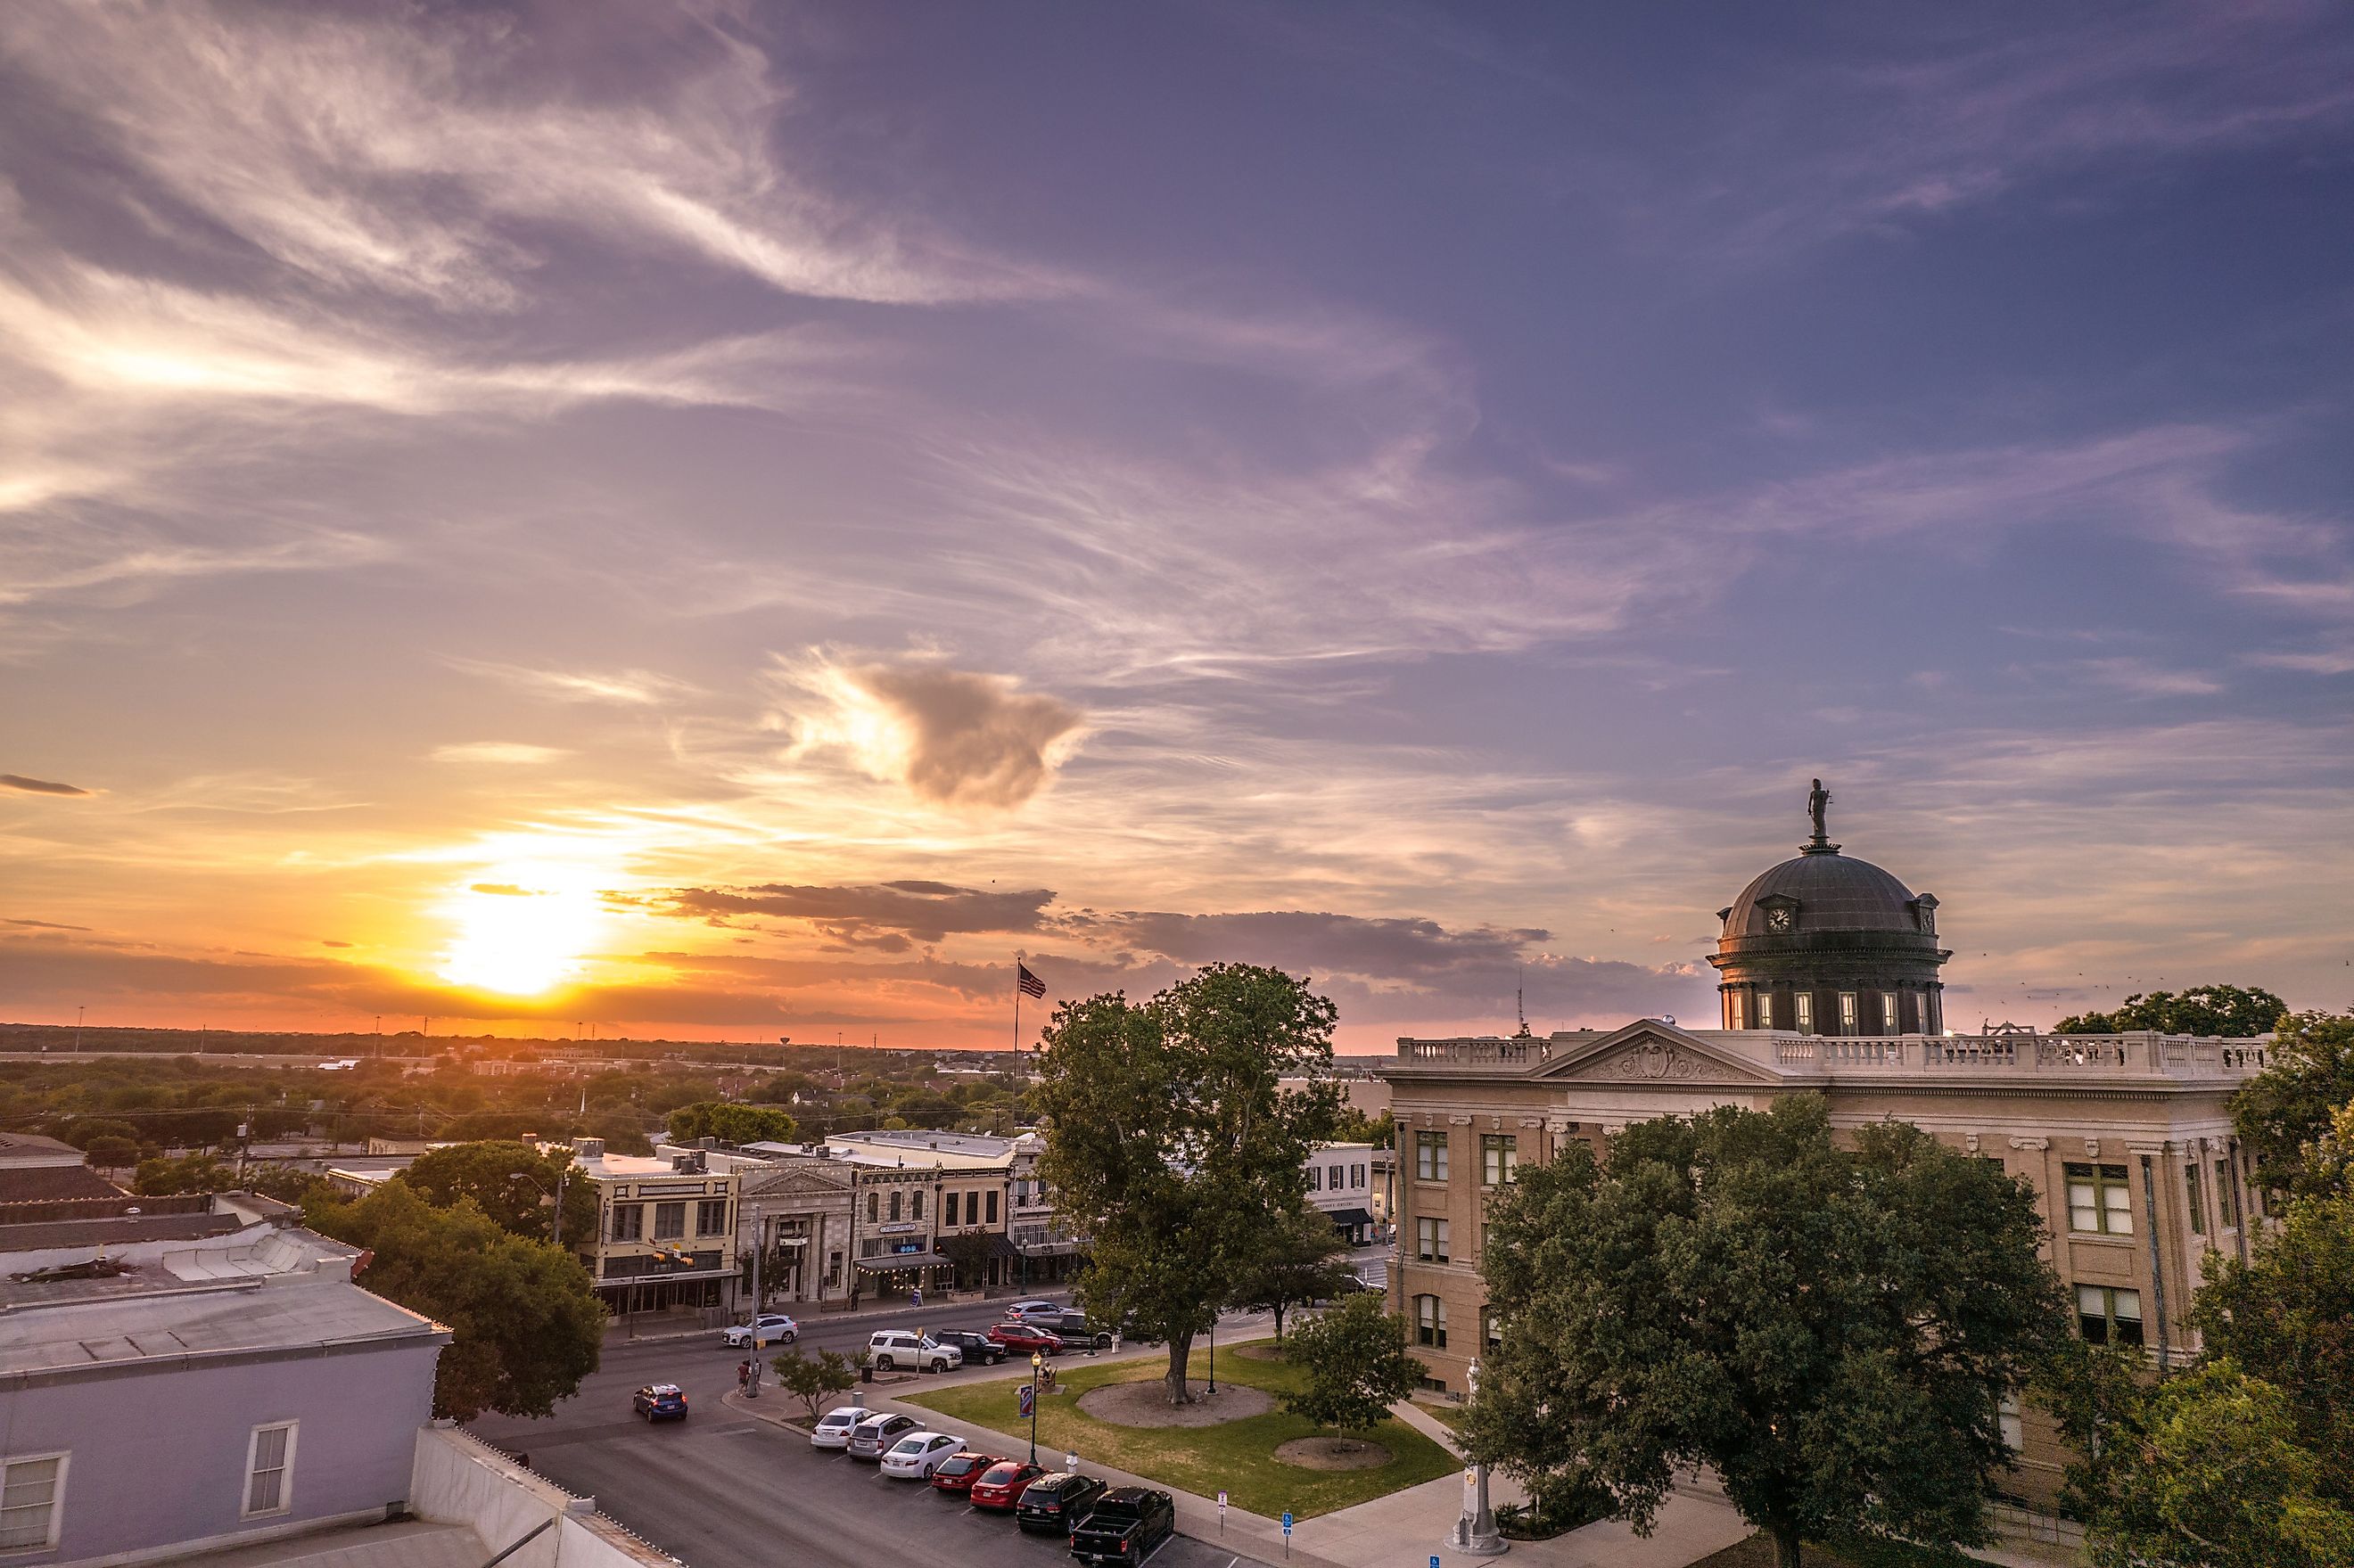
[1721,850,1922,938]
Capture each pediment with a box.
[1535,1020,1784,1087]
[741,1163,852,1199]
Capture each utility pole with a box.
[75,1006,84,1051]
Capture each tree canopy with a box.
[397,1139,600,1244]
[1034,963,1341,1404]
[1226,1199,1354,1340]
[1285,1293,1421,1441]
[2054,983,2288,1038]
[2231,1008,2354,1199]
[1461,1096,2069,1568]
[309,1181,605,1420]
[665,1100,797,1146]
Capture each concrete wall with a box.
[8,1337,440,1568]
[409,1427,676,1568]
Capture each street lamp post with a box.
[1028,1351,1043,1465]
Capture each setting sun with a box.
[435,864,608,996]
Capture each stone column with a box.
[1447,1358,1506,1556]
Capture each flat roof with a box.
[0,1268,444,1377]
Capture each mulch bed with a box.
[1076,1378,1277,1428]
[1274,1437,1392,1471]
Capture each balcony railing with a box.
[1401,1029,2268,1081]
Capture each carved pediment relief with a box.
[1535,1021,1783,1086]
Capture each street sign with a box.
[1217,1490,1226,1533]
[1018,1383,1035,1417]
[1281,1512,1293,1534]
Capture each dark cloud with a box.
[6,918,91,932]
[2,774,91,796]
[844,663,1083,809]
[320,939,353,948]
[1064,909,1548,981]
[658,881,1055,945]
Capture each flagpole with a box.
[1013,956,1021,1055]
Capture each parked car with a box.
[985,1322,1066,1356]
[631,1383,688,1422]
[1004,1298,1060,1318]
[932,1329,1010,1366]
[810,1407,864,1449]
[879,1431,965,1480]
[867,1330,964,1373]
[1015,1471,1107,1535]
[1037,1312,1114,1350]
[967,1459,1047,1512]
[846,1411,920,1459]
[928,1450,1006,1496]
[721,1313,799,1348]
[1068,1487,1176,1563]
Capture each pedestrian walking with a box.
[910,1285,923,1310]
[737,1359,750,1392]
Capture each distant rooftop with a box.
[0,1163,126,1203]
[0,1130,84,1166]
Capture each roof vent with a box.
[571,1137,605,1159]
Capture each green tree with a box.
[1227,1200,1354,1340]
[84,1136,139,1170]
[2232,1009,2354,1199]
[2190,1180,2354,1467]
[309,1182,605,1420]
[665,1101,797,1146]
[771,1346,858,1421]
[133,1153,233,1194]
[1330,1104,1395,1148]
[1284,1293,1420,1443]
[938,1229,996,1291]
[1035,965,1341,1405]
[60,1116,140,1149]
[2055,983,2289,1038]
[397,1140,599,1244]
[2055,1358,2354,1568]
[1461,1097,2069,1568]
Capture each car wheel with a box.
[784,1332,797,1344]
[929,1359,946,1373]
[877,1355,894,1370]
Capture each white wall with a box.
[409,1426,679,1568]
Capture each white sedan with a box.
[810,1408,863,1449]
[721,1314,798,1348]
[879,1431,965,1480]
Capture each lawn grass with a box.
[901,1338,1457,1519]
[1691,1533,1996,1568]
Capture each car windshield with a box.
[938,1456,979,1474]
[980,1464,1024,1482]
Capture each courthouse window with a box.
[1881,993,1898,1031]
[1997,1393,2023,1453]
[1794,993,1814,1031]
[1416,1218,1451,1263]
[1839,992,1858,1033]
[2064,1163,2134,1236]
[1480,1135,1518,1186]
[0,1455,66,1549]
[1757,992,1774,1029]
[1415,1294,1447,1349]
[2076,1285,2144,1347]
[1416,1130,1449,1182]
[2183,1167,2205,1236]
[1481,1306,1502,1350]
[1726,990,1745,1029]
[2215,1161,2238,1227]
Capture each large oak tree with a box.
[1033,964,1340,1404]
[1461,1096,2068,1568]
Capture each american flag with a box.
[1017,962,1046,998]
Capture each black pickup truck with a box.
[1067,1486,1175,1563]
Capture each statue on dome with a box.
[1807,778,1831,844]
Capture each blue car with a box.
[632,1383,688,1421]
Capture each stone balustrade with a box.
[1395,1028,2269,1081]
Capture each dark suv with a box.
[933,1329,1009,1366]
[1039,1312,1114,1350]
[1015,1471,1107,1535]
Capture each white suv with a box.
[868,1330,962,1374]
[721,1313,798,1349]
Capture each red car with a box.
[967,1460,1046,1511]
[986,1322,1066,1355]
[929,1452,1004,1496]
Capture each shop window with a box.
[986,1189,998,1223]
[696,1199,728,1236]
[2064,1163,2134,1236]
[653,1203,685,1241]
[610,1203,644,1242]
[911,1191,923,1221]
[888,1191,901,1223]
[865,1191,878,1223]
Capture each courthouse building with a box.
[1380,791,2273,1504]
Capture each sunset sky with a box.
[4,2,2350,1051]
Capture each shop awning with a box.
[1324,1207,1374,1231]
[984,1233,1021,1260]
[852,1252,947,1274]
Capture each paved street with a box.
[470,1295,1280,1568]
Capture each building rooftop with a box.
[0,1227,444,1380]
[0,1163,125,1203]
[0,1130,86,1165]
[820,1131,1025,1172]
